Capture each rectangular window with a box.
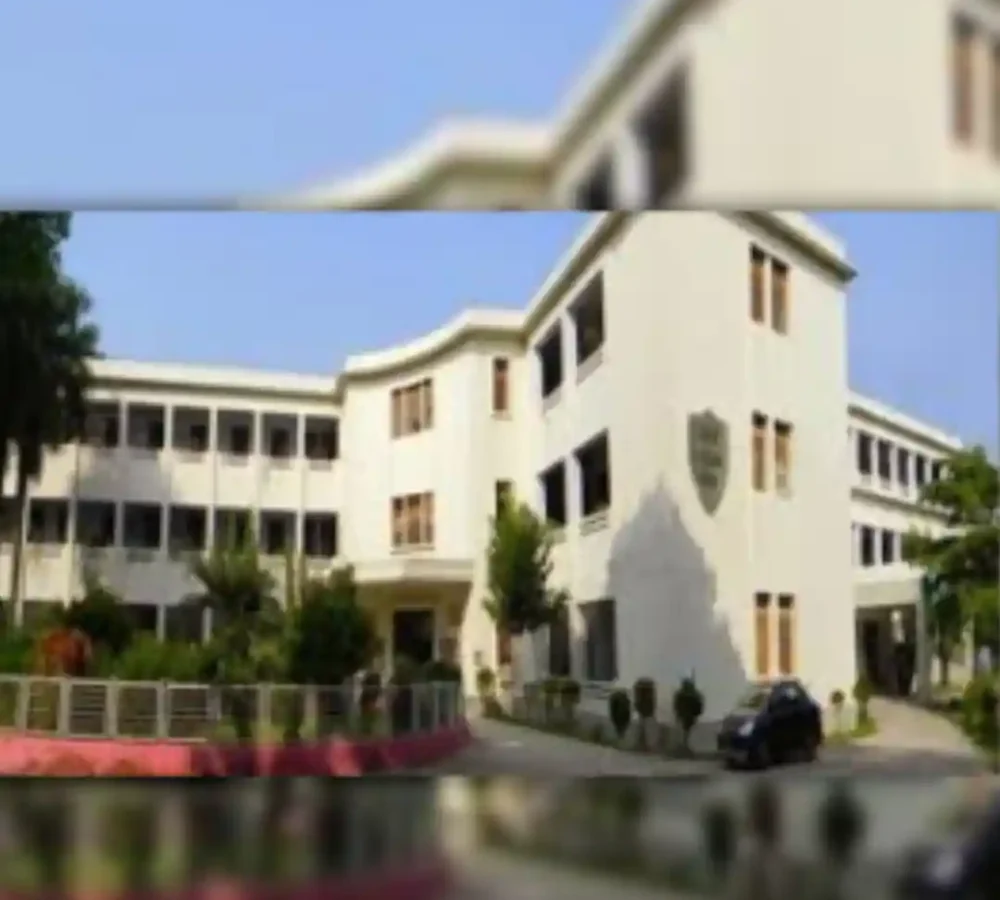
[777,594,795,676]
[572,273,605,367]
[391,492,435,548]
[954,17,976,143]
[492,358,510,414]
[857,431,872,476]
[391,379,434,438]
[881,529,896,565]
[750,246,766,323]
[877,439,892,481]
[915,454,927,488]
[494,479,513,518]
[770,259,789,334]
[538,328,564,399]
[541,462,567,527]
[859,525,875,567]
[774,420,793,494]
[896,447,910,486]
[752,412,768,492]
[576,432,611,518]
[930,460,943,483]
[581,598,617,682]
[754,592,771,678]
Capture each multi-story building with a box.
[848,396,966,694]
[274,0,1000,209]
[0,212,962,716]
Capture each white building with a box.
[0,212,961,717]
[271,0,1000,209]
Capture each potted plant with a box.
[608,689,632,744]
[672,675,704,755]
[632,677,657,750]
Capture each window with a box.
[572,274,605,367]
[777,595,795,676]
[494,480,513,518]
[304,513,338,558]
[576,432,611,518]
[856,431,872,476]
[305,417,339,461]
[754,592,771,678]
[496,625,512,666]
[391,492,434,548]
[876,439,892,481]
[881,529,896,565]
[269,429,291,459]
[492,357,510,414]
[770,259,789,334]
[954,17,976,143]
[897,447,910,487]
[575,156,614,210]
[537,328,564,400]
[189,423,208,452]
[751,412,768,492]
[76,501,116,548]
[230,425,251,456]
[168,505,207,553]
[859,525,875,567]
[930,460,943,483]
[638,65,688,205]
[580,598,617,682]
[123,504,162,550]
[540,462,567,527]
[914,454,927,488]
[548,605,571,677]
[391,379,434,438]
[749,246,766,323]
[773,420,793,494]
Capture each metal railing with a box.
[0,675,464,742]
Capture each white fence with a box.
[0,675,463,741]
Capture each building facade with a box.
[273,0,1000,209]
[0,212,959,716]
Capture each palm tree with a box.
[186,533,280,741]
[4,279,99,625]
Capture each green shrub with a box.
[852,675,872,725]
[110,635,206,682]
[60,578,134,658]
[961,674,999,752]
[420,659,461,683]
[830,688,846,707]
[608,689,632,739]
[0,628,35,674]
[389,657,420,733]
[673,676,705,753]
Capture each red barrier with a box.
[0,857,452,900]
[0,722,471,776]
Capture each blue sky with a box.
[59,211,998,453]
[3,0,997,451]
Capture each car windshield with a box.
[737,687,771,709]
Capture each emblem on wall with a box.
[687,409,729,515]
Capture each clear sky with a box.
[3,0,997,452]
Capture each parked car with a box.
[716,678,823,768]
[893,784,1000,898]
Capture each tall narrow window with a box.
[750,246,766,323]
[421,379,434,429]
[391,497,405,548]
[754,592,771,678]
[777,594,795,675]
[752,413,768,492]
[770,259,789,334]
[774,420,793,495]
[954,17,976,143]
[492,358,510,414]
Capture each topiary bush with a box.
[673,676,705,754]
[559,677,581,721]
[830,688,846,733]
[852,675,873,727]
[633,677,657,749]
[608,689,632,740]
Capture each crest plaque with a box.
[687,409,729,515]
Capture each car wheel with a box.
[802,733,819,763]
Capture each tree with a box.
[483,500,568,684]
[0,213,74,495]
[59,571,134,659]
[903,446,999,675]
[2,277,100,624]
[285,565,377,686]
